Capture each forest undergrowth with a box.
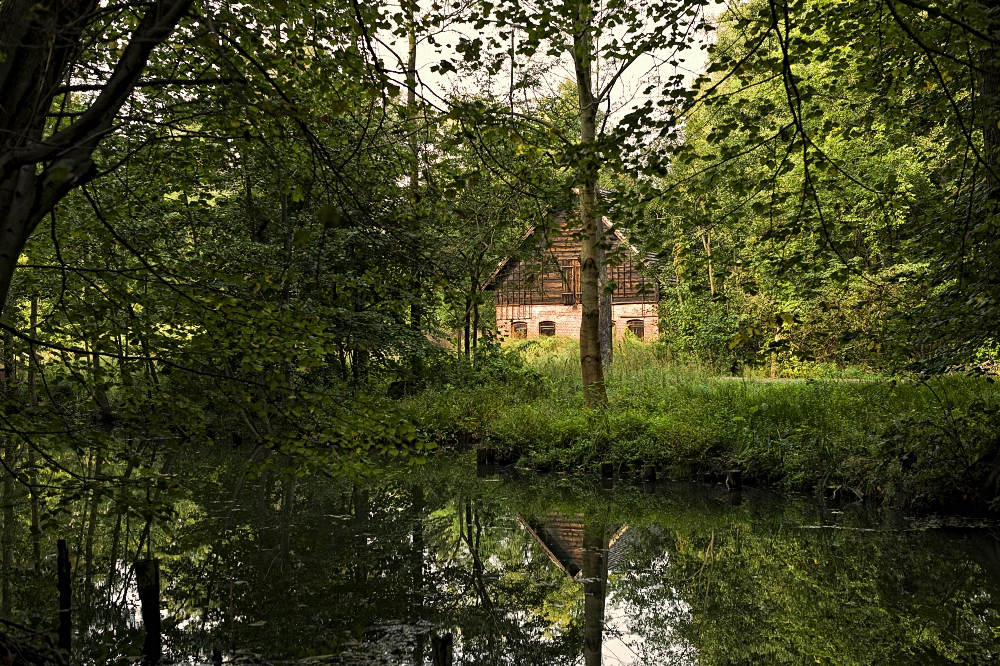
[405,338,1000,512]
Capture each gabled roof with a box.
[483,224,539,291]
[483,217,637,291]
[516,511,630,581]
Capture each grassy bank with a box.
[404,338,1000,510]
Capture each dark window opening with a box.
[539,321,556,337]
[626,319,644,340]
[512,321,527,339]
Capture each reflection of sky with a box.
[600,555,697,666]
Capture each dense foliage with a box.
[0,0,997,655]
[638,0,1000,374]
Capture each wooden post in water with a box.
[726,470,742,490]
[431,633,453,666]
[600,462,613,478]
[641,465,656,482]
[135,558,161,664]
[57,539,71,653]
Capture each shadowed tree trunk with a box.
[597,235,613,372]
[0,439,15,617]
[0,0,193,312]
[279,470,295,570]
[980,0,1000,310]
[28,294,39,572]
[982,0,1000,203]
[406,0,422,331]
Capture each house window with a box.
[539,321,556,337]
[512,321,527,339]
[626,319,644,340]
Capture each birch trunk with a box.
[572,0,607,405]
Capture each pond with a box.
[27,457,1000,665]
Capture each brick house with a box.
[485,215,660,341]
[515,511,631,579]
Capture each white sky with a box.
[377,1,725,130]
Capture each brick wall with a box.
[496,301,659,341]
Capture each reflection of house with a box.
[485,215,659,341]
[516,512,630,580]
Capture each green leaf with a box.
[315,205,341,229]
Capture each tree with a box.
[425,0,710,404]
[0,0,193,310]
[642,0,1000,371]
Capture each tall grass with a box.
[404,338,1000,509]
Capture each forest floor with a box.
[405,338,1000,512]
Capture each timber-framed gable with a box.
[485,214,660,341]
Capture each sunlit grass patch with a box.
[405,341,1000,508]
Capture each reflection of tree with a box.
[581,523,608,666]
[616,508,1000,665]
[43,464,1000,665]
[438,499,582,665]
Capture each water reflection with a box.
[10,458,1000,664]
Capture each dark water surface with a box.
[69,458,1000,664]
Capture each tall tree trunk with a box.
[0,302,17,610]
[597,236,613,371]
[981,0,1000,305]
[279,471,295,570]
[982,0,1000,201]
[93,341,111,418]
[0,439,16,617]
[702,230,715,296]
[572,0,607,405]
[28,295,40,573]
[1,328,11,387]
[464,297,471,359]
[472,300,479,352]
[406,0,422,331]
